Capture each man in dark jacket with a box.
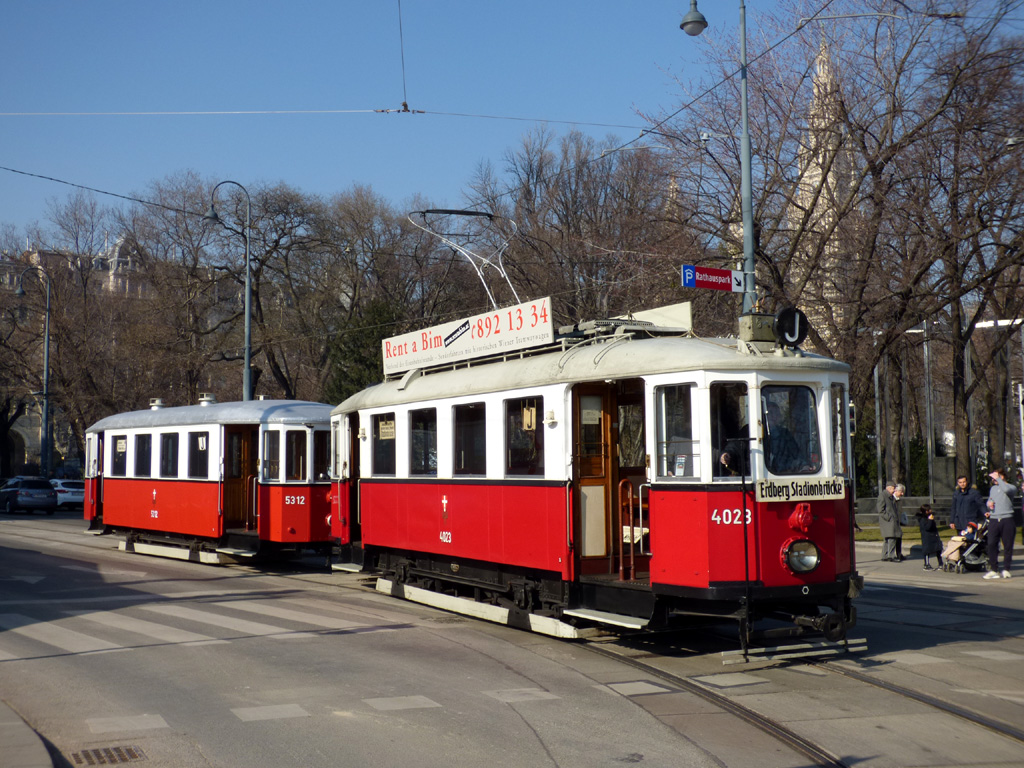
[950,475,986,532]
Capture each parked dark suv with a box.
[0,477,59,515]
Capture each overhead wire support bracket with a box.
[408,209,520,311]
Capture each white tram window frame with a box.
[453,402,487,477]
[188,430,211,480]
[159,432,180,479]
[262,429,281,482]
[755,376,827,477]
[330,416,346,480]
[504,396,545,477]
[371,412,397,477]
[652,383,700,482]
[409,407,438,477]
[110,434,129,477]
[830,382,850,478]
[313,429,330,482]
[703,378,755,483]
[134,433,153,478]
[85,433,99,479]
[284,429,308,482]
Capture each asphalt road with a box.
[3,512,1024,768]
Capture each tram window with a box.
[226,432,243,480]
[505,397,544,476]
[111,435,128,477]
[410,408,437,476]
[188,431,209,479]
[454,403,486,475]
[313,431,330,481]
[831,383,848,476]
[263,430,281,481]
[761,385,822,475]
[618,401,645,471]
[656,386,698,479]
[372,414,396,476]
[134,434,152,477]
[711,383,750,478]
[285,430,307,481]
[160,433,179,478]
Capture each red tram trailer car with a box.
[330,300,862,647]
[85,397,334,562]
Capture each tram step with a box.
[214,547,257,557]
[331,562,363,573]
[561,608,649,630]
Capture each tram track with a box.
[585,642,846,768]
[816,660,1024,745]
[585,633,1024,767]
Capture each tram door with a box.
[573,380,647,576]
[575,385,611,573]
[224,426,258,531]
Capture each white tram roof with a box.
[334,332,850,414]
[87,400,332,434]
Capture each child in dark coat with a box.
[916,504,943,570]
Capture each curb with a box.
[0,700,53,768]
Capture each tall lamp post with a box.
[681,0,757,314]
[15,267,51,477]
[204,180,252,401]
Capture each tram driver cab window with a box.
[761,385,822,475]
[711,383,750,478]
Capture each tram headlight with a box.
[781,538,820,574]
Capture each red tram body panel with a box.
[85,399,333,559]
[358,481,572,579]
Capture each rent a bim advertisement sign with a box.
[382,297,554,375]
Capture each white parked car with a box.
[50,479,85,508]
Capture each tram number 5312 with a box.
[711,508,752,525]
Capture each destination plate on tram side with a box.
[382,297,554,375]
[756,477,846,503]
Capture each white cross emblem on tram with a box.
[441,495,449,519]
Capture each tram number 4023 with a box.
[711,508,752,525]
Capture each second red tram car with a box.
[85,397,333,562]
[330,306,862,646]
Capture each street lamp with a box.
[204,180,252,401]
[15,267,51,477]
[682,0,757,314]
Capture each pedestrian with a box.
[982,468,1017,580]
[950,475,986,533]
[916,504,942,570]
[877,480,902,562]
[893,483,906,560]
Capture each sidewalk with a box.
[0,700,52,768]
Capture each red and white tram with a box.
[84,397,334,562]
[330,301,862,646]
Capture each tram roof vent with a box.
[197,393,217,406]
[149,398,165,410]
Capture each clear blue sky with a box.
[0,0,784,233]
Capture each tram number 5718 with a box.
[711,508,752,525]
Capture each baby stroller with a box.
[941,520,989,573]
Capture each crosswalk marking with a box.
[212,600,366,630]
[68,610,217,644]
[0,613,123,654]
[139,604,312,638]
[232,704,310,722]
